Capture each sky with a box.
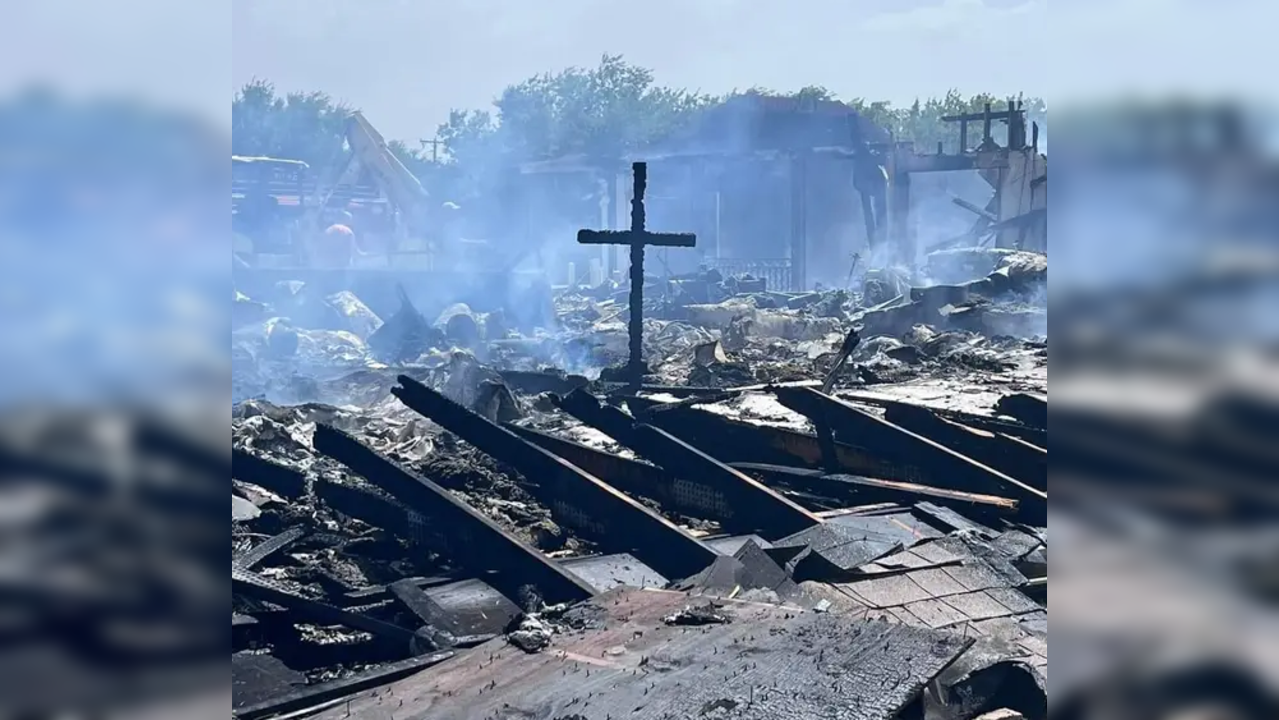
[229,0,1050,140]
[0,0,1271,141]
[230,0,1273,142]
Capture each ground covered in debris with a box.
[231,246,1047,719]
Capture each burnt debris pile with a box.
[230,238,1058,720]
[228,149,1061,717]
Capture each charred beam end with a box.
[232,447,307,499]
[231,566,414,646]
[996,393,1048,430]
[884,404,1047,493]
[553,389,641,444]
[626,397,938,494]
[506,424,674,502]
[840,391,1047,447]
[555,389,820,538]
[512,421,819,538]
[388,579,466,642]
[314,479,448,553]
[233,526,308,571]
[392,376,717,580]
[774,387,1047,522]
[632,424,822,538]
[312,424,596,606]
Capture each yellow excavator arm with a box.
[306,111,433,243]
[344,111,431,232]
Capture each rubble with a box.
[230,170,1050,720]
[662,603,732,626]
[506,614,555,653]
[367,286,442,364]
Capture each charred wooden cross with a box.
[578,162,697,387]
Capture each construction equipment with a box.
[232,113,543,324]
[233,111,433,271]
[324,112,432,242]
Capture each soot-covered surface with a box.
[308,587,973,720]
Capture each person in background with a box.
[311,209,363,268]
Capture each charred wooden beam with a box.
[505,424,678,506]
[774,387,1046,524]
[342,575,461,607]
[554,389,822,539]
[996,393,1048,430]
[314,425,596,605]
[313,479,447,552]
[633,424,821,536]
[392,376,716,580]
[232,566,415,646]
[731,462,1019,523]
[387,578,488,649]
[512,424,879,520]
[941,108,1020,123]
[233,527,308,571]
[623,397,944,487]
[882,403,1046,492]
[232,448,306,499]
[836,391,1047,447]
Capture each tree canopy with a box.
[230,56,1047,195]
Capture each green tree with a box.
[231,79,351,167]
[437,54,715,166]
[230,63,1047,210]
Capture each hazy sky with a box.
[227,0,1272,142]
[0,0,1271,142]
[230,0,1050,140]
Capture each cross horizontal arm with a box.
[577,229,698,248]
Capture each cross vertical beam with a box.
[578,162,696,387]
[626,164,647,382]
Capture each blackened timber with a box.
[232,448,306,499]
[837,391,1047,447]
[232,565,415,646]
[636,424,821,537]
[343,575,461,607]
[731,462,1018,523]
[314,425,596,605]
[882,403,1046,492]
[512,424,844,527]
[392,377,716,580]
[505,424,679,506]
[314,479,447,552]
[996,393,1048,430]
[389,579,464,641]
[625,398,944,487]
[774,387,1047,523]
[233,527,308,570]
[554,389,822,538]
